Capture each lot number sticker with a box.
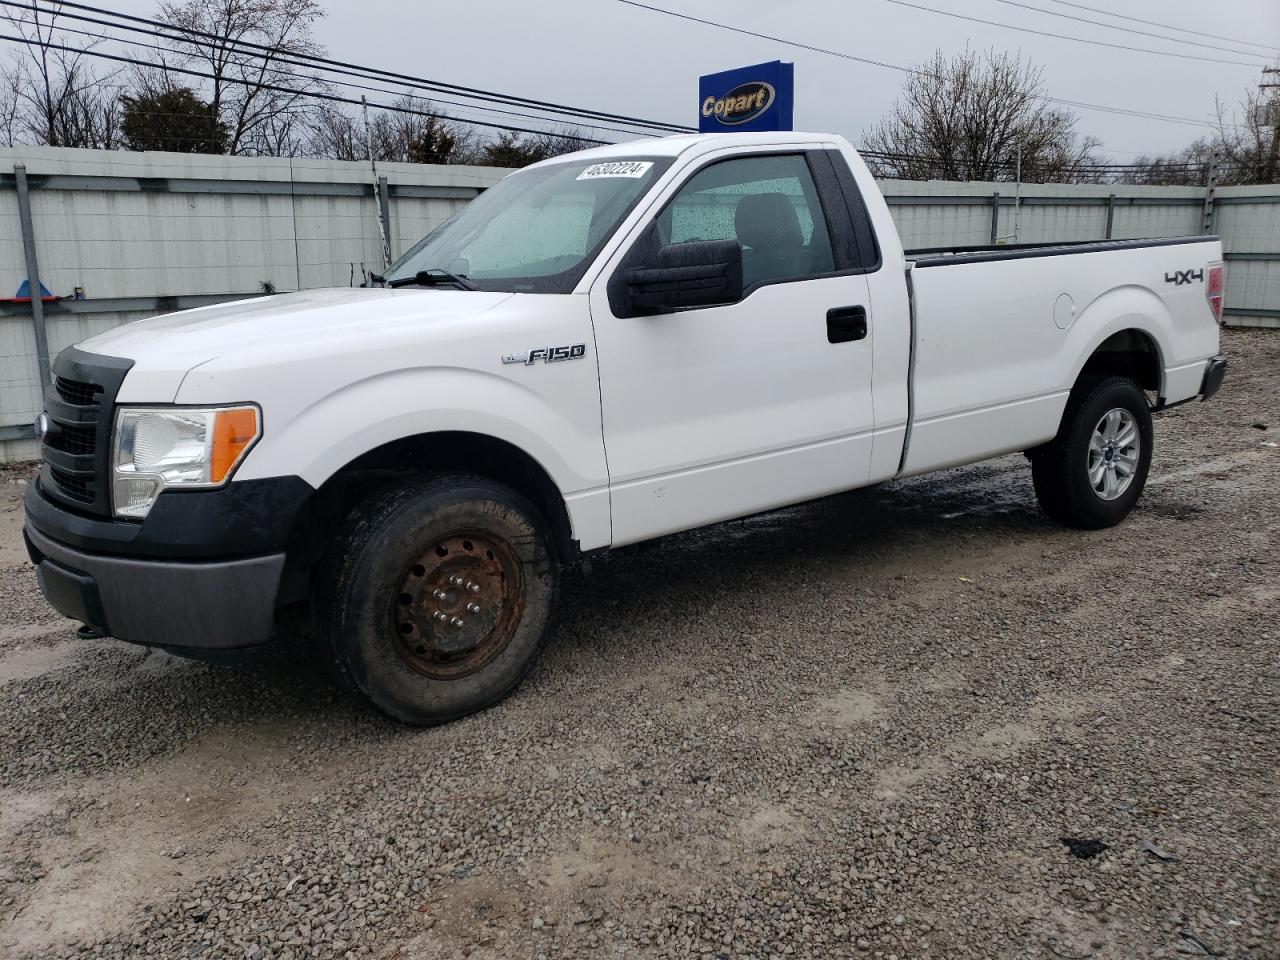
[577,161,654,181]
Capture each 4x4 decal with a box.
[1165,269,1205,286]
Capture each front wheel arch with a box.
[293,432,579,576]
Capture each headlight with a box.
[112,406,261,519]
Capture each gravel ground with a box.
[1,328,1277,960]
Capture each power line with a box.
[882,0,1267,68]
[983,0,1275,61]
[0,31,615,144]
[614,1,913,74]
[1046,95,1222,128]
[859,148,1209,172]
[1,8,670,140]
[0,27,1232,179]
[1040,0,1280,57]
[7,0,695,136]
[613,0,1223,130]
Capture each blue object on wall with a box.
[699,61,794,133]
[14,278,54,300]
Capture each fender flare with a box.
[1065,285,1171,396]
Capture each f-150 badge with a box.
[502,344,587,365]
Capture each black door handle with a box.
[827,305,868,344]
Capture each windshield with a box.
[384,156,672,294]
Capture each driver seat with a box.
[734,193,807,288]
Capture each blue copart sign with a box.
[699,61,794,133]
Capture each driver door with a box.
[588,150,877,546]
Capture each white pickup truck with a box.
[25,132,1226,724]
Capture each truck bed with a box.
[899,233,1223,477]
[905,235,1214,267]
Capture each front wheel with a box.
[1031,376,1154,530]
[317,475,559,725]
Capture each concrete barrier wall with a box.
[2,146,1277,460]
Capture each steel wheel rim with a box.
[393,530,524,681]
[1088,407,1140,501]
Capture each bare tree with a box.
[1122,90,1279,187]
[476,126,596,168]
[0,76,19,147]
[1115,144,1214,187]
[529,127,598,160]
[148,0,327,156]
[306,103,363,160]
[307,97,475,164]
[863,49,1102,183]
[1,2,123,148]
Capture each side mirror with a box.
[623,239,743,314]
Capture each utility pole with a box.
[362,96,393,271]
[1203,149,1220,235]
[1262,67,1279,184]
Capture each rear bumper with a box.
[1200,355,1227,402]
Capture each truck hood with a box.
[80,287,514,402]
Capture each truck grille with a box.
[54,376,103,407]
[44,422,97,455]
[39,349,134,517]
[48,466,95,503]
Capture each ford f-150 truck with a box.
[24,132,1227,724]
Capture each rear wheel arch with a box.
[1074,327,1164,398]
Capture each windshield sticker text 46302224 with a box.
[576,161,654,181]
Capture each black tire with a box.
[1030,376,1153,530]
[316,475,559,725]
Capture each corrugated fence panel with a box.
[391,196,465,262]
[890,202,993,248]
[1110,203,1202,241]
[0,314,39,435]
[1012,204,1109,244]
[29,187,299,299]
[1215,186,1280,324]
[1,151,1276,459]
[293,192,384,289]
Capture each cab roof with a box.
[525,131,845,168]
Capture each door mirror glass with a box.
[624,239,743,314]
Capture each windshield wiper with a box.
[386,268,476,291]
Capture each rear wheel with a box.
[317,475,558,725]
[1031,376,1153,530]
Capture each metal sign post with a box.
[14,163,51,388]
[362,96,393,271]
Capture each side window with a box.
[656,154,836,290]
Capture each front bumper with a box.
[25,520,285,650]
[23,474,315,651]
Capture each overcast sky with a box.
[109,0,1279,158]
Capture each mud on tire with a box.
[316,475,559,725]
